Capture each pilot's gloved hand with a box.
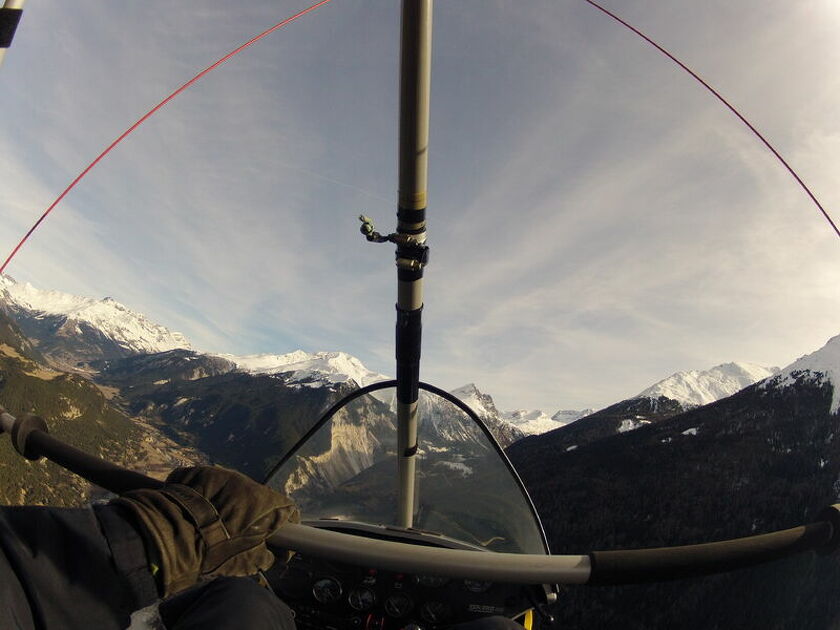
[114,466,299,597]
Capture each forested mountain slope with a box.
[508,341,840,629]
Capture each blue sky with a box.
[1,0,838,412]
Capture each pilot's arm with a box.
[0,466,298,630]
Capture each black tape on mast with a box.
[0,8,22,48]
[396,305,423,403]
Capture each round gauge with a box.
[347,588,376,611]
[420,601,451,624]
[384,592,414,618]
[414,575,450,588]
[312,577,343,604]
[463,579,493,593]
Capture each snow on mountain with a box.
[450,383,501,421]
[764,334,840,414]
[503,409,571,436]
[448,383,523,446]
[636,361,779,408]
[0,274,191,355]
[503,408,593,438]
[220,350,389,388]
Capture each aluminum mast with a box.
[395,0,432,528]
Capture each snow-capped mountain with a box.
[636,362,779,408]
[763,334,840,414]
[453,360,779,441]
[512,360,783,451]
[503,408,594,436]
[0,274,190,366]
[416,384,522,447]
[450,383,501,420]
[449,383,523,445]
[3,274,807,432]
[503,409,558,435]
[219,350,388,388]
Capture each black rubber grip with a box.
[588,521,834,585]
[395,305,423,403]
[396,360,420,403]
[10,413,47,460]
[0,8,22,49]
[396,306,423,362]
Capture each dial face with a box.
[347,588,376,611]
[463,579,493,593]
[420,601,451,624]
[312,577,343,604]
[384,592,414,618]
[414,575,450,588]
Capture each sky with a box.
[0,0,838,413]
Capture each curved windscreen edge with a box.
[262,380,551,555]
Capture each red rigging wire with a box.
[581,0,840,240]
[0,0,335,275]
[2,0,837,276]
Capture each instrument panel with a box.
[265,522,549,630]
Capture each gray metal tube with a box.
[395,0,433,529]
[398,0,432,210]
[396,400,418,526]
[270,523,592,584]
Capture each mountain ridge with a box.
[636,361,780,408]
[0,275,191,366]
[2,275,824,436]
[764,333,840,414]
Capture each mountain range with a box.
[0,274,780,438]
[0,275,190,367]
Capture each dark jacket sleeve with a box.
[0,504,159,630]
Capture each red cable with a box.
[582,0,840,239]
[0,0,335,275]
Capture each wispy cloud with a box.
[1,0,838,413]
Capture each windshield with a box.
[265,384,548,555]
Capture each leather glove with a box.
[114,466,299,597]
